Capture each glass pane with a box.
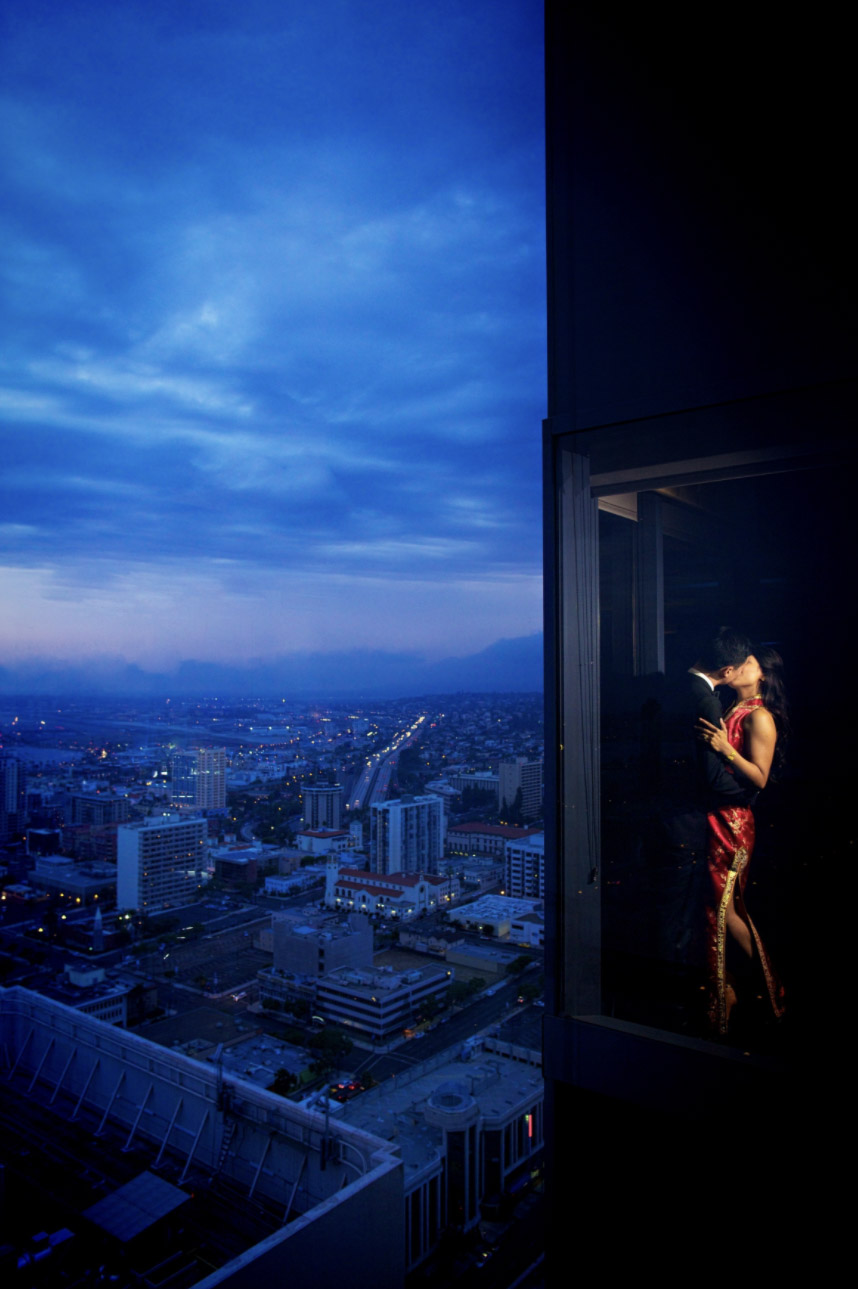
[599,468,850,1049]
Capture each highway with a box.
[347,712,429,811]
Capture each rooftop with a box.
[334,1038,542,1181]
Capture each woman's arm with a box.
[697,709,777,790]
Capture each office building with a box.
[116,814,207,912]
[70,793,130,826]
[301,782,342,829]
[370,793,445,875]
[170,748,226,810]
[168,750,197,805]
[315,964,451,1042]
[271,909,373,978]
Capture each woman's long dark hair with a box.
[756,645,789,771]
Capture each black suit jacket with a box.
[690,674,754,808]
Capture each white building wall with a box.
[370,795,445,875]
[117,815,208,912]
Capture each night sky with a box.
[1,1,545,688]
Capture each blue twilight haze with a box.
[1,0,545,692]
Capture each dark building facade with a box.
[0,754,26,845]
[542,3,854,1275]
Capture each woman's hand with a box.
[697,716,732,759]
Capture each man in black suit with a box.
[689,627,755,810]
[650,628,755,972]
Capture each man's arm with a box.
[696,689,749,800]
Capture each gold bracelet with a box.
[726,750,736,762]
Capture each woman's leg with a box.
[725,887,753,957]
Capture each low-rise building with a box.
[296,828,354,855]
[316,964,451,1041]
[272,909,373,978]
[509,910,545,949]
[397,920,465,956]
[31,855,117,905]
[211,843,260,888]
[326,862,459,920]
[447,895,543,940]
[445,941,524,978]
[264,869,325,897]
[39,964,137,1027]
[447,771,501,804]
[446,822,541,858]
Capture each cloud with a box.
[0,1,545,667]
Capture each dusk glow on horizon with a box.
[1,1,545,690]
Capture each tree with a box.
[270,1067,296,1096]
[506,955,531,976]
[308,1027,353,1075]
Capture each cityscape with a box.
[2,0,847,1282]
[0,691,546,1285]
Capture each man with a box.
[689,627,755,809]
[651,628,755,973]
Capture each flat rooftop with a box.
[335,1040,542,1183]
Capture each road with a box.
[351,973,539,1084]
[348,713,430,811]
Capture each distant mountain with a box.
[0,634,544,698]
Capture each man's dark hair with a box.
[694,627,753,673]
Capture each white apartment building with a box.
[370,794,445,875]
[504,831,545,900]
[116,814,207,912]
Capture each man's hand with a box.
[697,716,731,759]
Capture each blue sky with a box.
[1,1,545,682]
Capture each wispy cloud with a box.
[0,1,544,672]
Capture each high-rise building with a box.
[541,4,853,1266]
[301,783,342,830]
[499,757,543,821]
[169,751,197,805]
[194,747,226,810]
[0,754,25,844]
[370,794,445,875]
[116,814,207,912]
[169,748,226,810]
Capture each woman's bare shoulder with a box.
[747,706,776,734]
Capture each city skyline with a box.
[1,2,546,687]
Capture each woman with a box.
[698,646,787,1036]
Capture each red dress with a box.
[705,697,785,1036]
